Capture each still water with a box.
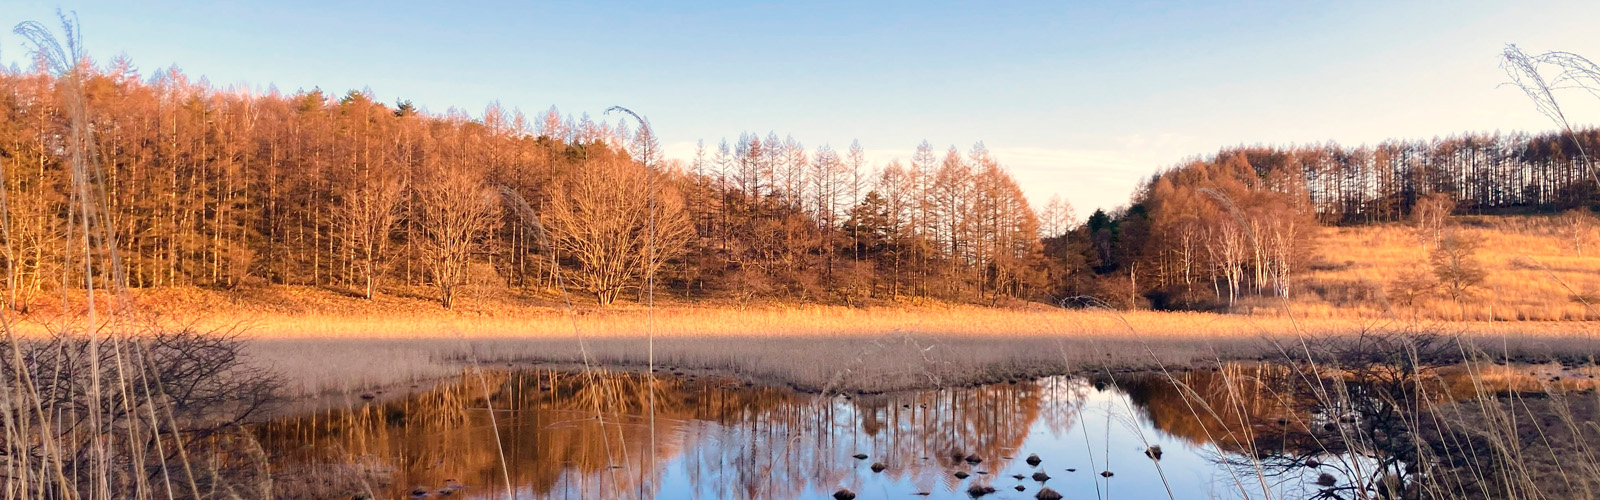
[258,367,1348,500]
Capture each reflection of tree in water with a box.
[258,370,795,499]
[1119,346,1574,500]
[680,377,1076,499]
[1121,365,1339,497]
[258,370,1071,500]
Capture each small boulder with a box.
[852,453,869,460]
[965,484,996,497]
[870,462,886,473]
[1025,454,1042,466]
[1144,445,1163,461]
[954,471,970,479]
[1014,485,1026,492]
[965,454,983,465]
[1036,487,1064,500]
[1012,474,1026,480]
[1031,471,1051,482]
[1100,470,1115,478]
[832,488,857,500]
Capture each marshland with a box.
[4,3,1600,500]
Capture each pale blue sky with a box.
[4,1,1599,213]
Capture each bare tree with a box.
[1430,230,1486,307]
[1559,208,1597,257]
[337,174,405,299]
[414,167,499,308]
[541,151,692,306]
[1039,194,1076,239]
[1411,192,1455,254]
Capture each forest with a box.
[2,58,1598,311]
[1057,134,1600,310]
[0,59,1047,309]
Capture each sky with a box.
[3,1,1600,215]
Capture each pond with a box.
[258,365,1392,500]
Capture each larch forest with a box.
[1,59,1598,310]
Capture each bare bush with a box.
[0,325,281,500]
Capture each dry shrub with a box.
[0,325,282,500]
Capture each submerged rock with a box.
[832,488,857,500]
[1036,487,1064,500]
[965,454,984,465]
[1025,453,1042,466]
[1012,474,1026,480]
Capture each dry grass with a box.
[10,276,1596,403]
[1266,215,1600,321]
[28,286,1574,400]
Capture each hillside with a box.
[1263,215,1600,321]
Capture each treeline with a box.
[1210,133,1599,225]
[0,60,1050,309]
[1058,134,1600,310]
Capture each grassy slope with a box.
[1252,215,1600,321]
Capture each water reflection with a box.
[258,368,1426,500]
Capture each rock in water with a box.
[954,471,970,479]
[852,453,868,460]
[965,454,984,465]
[1032,471,1051,482]
[1014,485,1027,492]
[870,462,886,473]
[1100,470,1115,478]
[832,489,857,500]
[1025,453,1042,466]
[1144,445,1164,461]
[1036,487,1064,500]
[965,484,996,497]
